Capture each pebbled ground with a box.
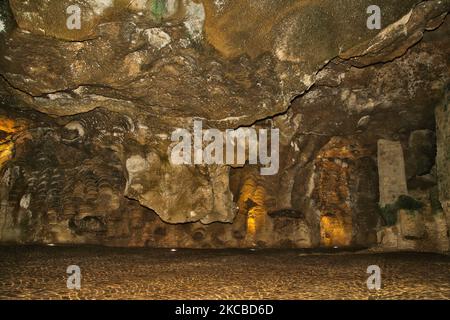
[0,246,449,300]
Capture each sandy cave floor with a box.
[0,246,449,300]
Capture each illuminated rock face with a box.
[0,117,18,241]
[314,138,373,247]
[0,118,16,168]
[0,1,449,250]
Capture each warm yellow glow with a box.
[237,175,268,243]
[320,215,352,247]
[315,137,366,248]
[0,118,17,133]
[247,208,257,236]
[0,116,24,170]
[0,141,14,168]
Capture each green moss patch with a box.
[378,195,424,226]
[151,0,167,21]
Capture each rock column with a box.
[377,140,408,206]
[436,88,450,248]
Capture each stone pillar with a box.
[436,89,450,244]
[377,140,408,206]
[376,140,410,250]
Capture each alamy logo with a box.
[366,265,381,290]
[67,265,81,290]
[66,5,82,30]
[367,5,382,30]
[170,120,279,175]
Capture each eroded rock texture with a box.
[0,0,449,250]
[436,86,450,250]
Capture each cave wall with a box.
[436,85,450,249]
[0,0,449,251]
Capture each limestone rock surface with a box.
[0,0,449,250]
